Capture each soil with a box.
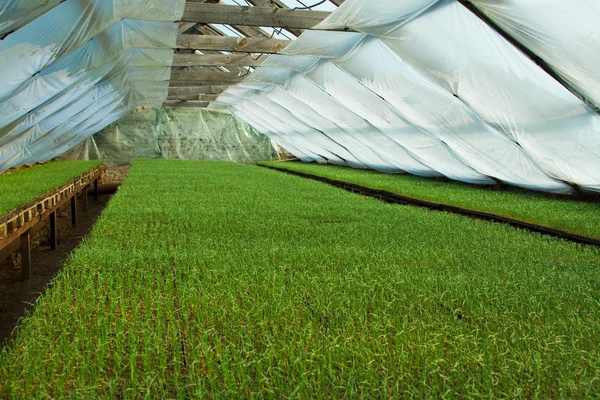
[0,193,113,347]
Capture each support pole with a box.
[20,231,31,280]
[49,211,57,250]
[82,186,89,212]
[71,196,77,227]
[94,179,99,201]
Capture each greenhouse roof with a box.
[0,0,600,193]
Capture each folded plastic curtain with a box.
[469,0,600,112]
[215,0,600,193]
[0,0,185,172]
[0,0,62,36]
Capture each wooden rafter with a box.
[176,34,291,53]
[169,86,228,96]
[245,0,304,37]
[163,101,211,108]
[173,53,265,68]
[166,1,343,108]
[170,70,248,84]
[182,4,330,30]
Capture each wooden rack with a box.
[0,165,104,279]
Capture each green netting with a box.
[60,107,282,166]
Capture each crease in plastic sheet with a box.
[0,0,185,171]
[217,86,356,166]
[0,20,175,132]
[0,66,160,171]
[0,0,184,99]
[1,83,127,170]
[248,91,359,166]
[329,35,569,192]
[217,0,600,193]
[314,0,440,35]
[470,0,600,111]
[378,0,598,192]
[244,81,383,169]
[231,107,317,163]
[261,60,437,176]
[0,0,62,35]
[234,96,343,164]
[229,97,330,163]
[298,58,488,182]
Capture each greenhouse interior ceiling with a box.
[0,0,599,194]
[2,1,600,397]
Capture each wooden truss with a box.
[168,0,345,108]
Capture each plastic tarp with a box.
[470,0,600,111]
[0,0,185,172]
[58,107,280,165]
[215,0,600,193]
[0,0,62,36]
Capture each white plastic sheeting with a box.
[0,0,62,35]
[470,0,600,111]
[0,0,185,172]
[215,0,600,193]
[60,107,280,165]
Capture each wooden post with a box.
[71,196,77,227]
[20,231,31,280]
[49,211,57,250]
[94,179,99,201]
[82,186,89,212]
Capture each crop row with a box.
[260,161,600,240]
[0,160,103,215]
[1,159,599,398]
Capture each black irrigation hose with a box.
[261,165,600,248]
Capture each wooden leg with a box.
[82,186,89,212]
[49,211,57,250]
[71,196,77,227]
[20,231,31,280]
[94,179,99,201]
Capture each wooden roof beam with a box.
[245,0,303,37]
[176,34,291,53]
[170,70,248,84]
[163,101,211,108]
[168,85,228,95]
[182,4,331,30]
[173,53,265,67]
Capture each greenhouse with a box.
[0,0,599,397]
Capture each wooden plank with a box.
[71,196,77,227]
[198,94,219,102]
[168,92,221,101]
[168,86,226,99]
[163,101,211,108]
[178,22,198,34]
[246,0,304,37]
[329,0,345,6]
[170,70,248,84]
[168,86,228,96]
[173,54,265,68]
[0,165,103,254]
[176,34,291,53]
[20,231,31,280]
[82,186,89,212]
[49,211,57,250]
[182,4,330,30]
